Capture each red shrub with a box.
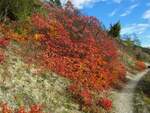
[135,61,146,71]
[0,53,4,63]
[98,98,112,110]
[31,14,49,30]
[1,103,12,113]
[0,38,9,47]
[29,2,126,94]
[17,106,26,113]
[0,38,8,64]
[1,2,126,112]
[68,83,79,95]
[0,103,45,113]
[29,104,43,113]
[80,89,92,106]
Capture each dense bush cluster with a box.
[28,2,126,111]
[0,1,128,112]
[30,1,126,91]
[98,98,112,110]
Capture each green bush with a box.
[0,0,44,21]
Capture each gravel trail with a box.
[112,70,149,113]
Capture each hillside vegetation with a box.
[0,0,149,113]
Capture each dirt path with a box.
[112,70,149,113]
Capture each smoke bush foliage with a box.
[0,1,127,112]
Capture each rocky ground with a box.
[0,42,83,113]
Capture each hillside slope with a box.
[0,1,149,113]
[0,41,84,113]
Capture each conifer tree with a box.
[49,0,62,7]
[108,21,121,38]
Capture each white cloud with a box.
[60,0,106,9]
[109,9,117,16]
[121,23,150,35]
[72,0,102,9]
[120,4,138,16]
[143,9,150,20]
[60,0,127,9]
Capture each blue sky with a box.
[61,0,150,47]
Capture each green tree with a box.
[49,0,62,7]
[0,0,42,21]
[108,21,121,38]
[123,37,134,47]
[55,0,61,6]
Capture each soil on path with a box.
[112,70,149,113]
